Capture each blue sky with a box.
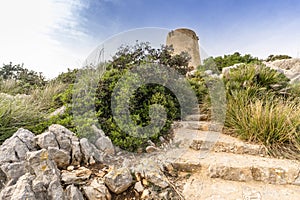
[1,0,300,78]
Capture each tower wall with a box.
[166,28,201,69]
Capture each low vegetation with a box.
[0,48,299,159]
[223,63,300,159]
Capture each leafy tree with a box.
[111,42,191,75]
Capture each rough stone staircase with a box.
[167,109,300,200]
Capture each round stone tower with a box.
[166,28,201,69]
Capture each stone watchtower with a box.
[166,28,201,70]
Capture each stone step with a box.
[173,128,267,156]
[171,151,300,186]
[181,172,300,200]
[184,114,208,121]
[180,121,223,132]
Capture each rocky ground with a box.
[0,107,299,199]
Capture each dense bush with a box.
[202,52,261,71]
[95,42,193,151]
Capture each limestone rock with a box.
[0,168,7,190]
[134,181,144,193]
[48,178,65,200]
[48,147,71,169]
[67,166,75,171]
[104,167,133,194]
[0,128,36,164]
[26,149,61,188]
[141,189,150,199]
[48,124,82,166]
[61,167,92,185]
[65,185,85,200]
[80,138,103,164]
[35,131,59,149]
[49,105,66,118]
[82,178,111,200]
[95,136,115,155]
[0,173,36,200]
[0,184,16,200]
[208,165,253,182]
[0,129,36,189]
[26,149,65,200]
[91,125,105,138]
[145,146,159,153]
[70,140,82,166]
[49,124,73,152]
[134,158,169,189]
[146,172,169,189]
[0,161,26,185]
[32,179,48,199]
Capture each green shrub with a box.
[96,68,182,151]
[224,63,289,98]
[203,52,261,71]
[224,63,299,159]
[266,54,292,62]
[0,63,46,94]
[95,42,193,151]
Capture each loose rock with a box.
[48,147,71,169]
[134,181,144,193]
[61,167,92,185]
[80,138,103,165]
[104,167,133,194]
[65,184,85,200]
[95,136,115,155]
[146,146,159,153]
[82,178,111,200]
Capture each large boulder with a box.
[265,58,300,83]
[0,129,36,164]
[26,149,64,199]
[43,124,82,166]
[49,124,74,152]
[0,129,37,189]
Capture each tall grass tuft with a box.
[225,91,300,160]
[0,81,68,142]
[0,95,42,142]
